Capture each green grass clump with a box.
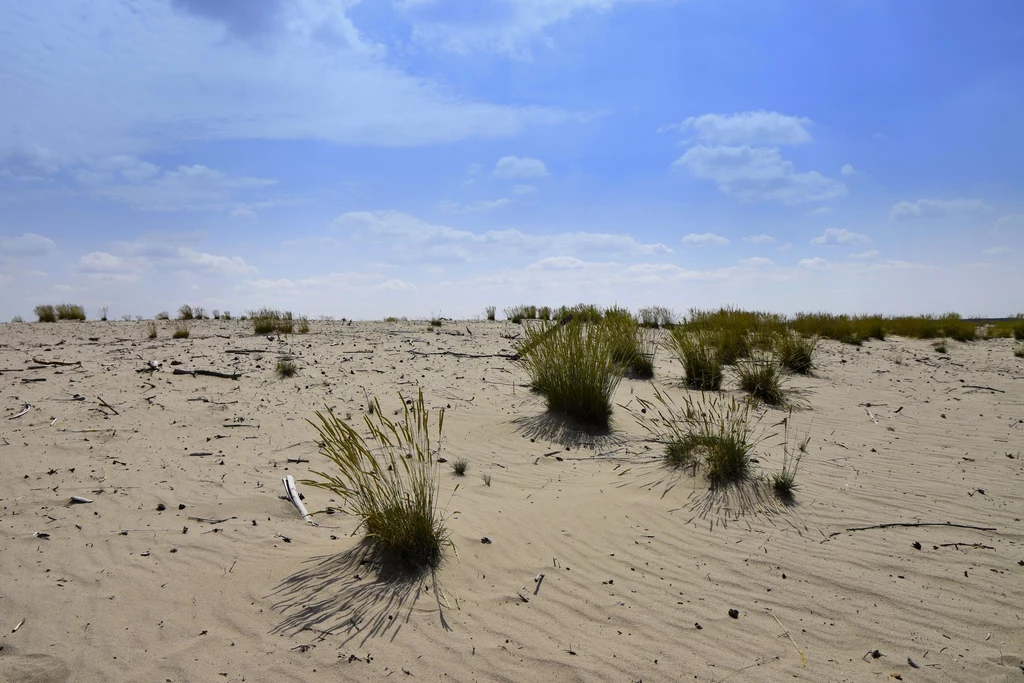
[772,421,809,502]
[54,303,86,320]
[249,307,293,334]
[452,458,469,476]
[775,332,816,375]
[34,304,57,323]
[635,389,766,487]
[666,328,723,391]
[737,355,787,406]
[304,389,452,571]
[172,321,190,339]
[537,306,551,321]
[178,304,194,320]
[276,359,297,377]
[155,311,170,320]
[11,315,23,323]
[1014,344,1024,358]
[222,311,232,321]
[604,308,655,379]
[938,313,976,342]
[505,305,538,324]
[297,316,310,334]
[516,319,623,429]
[791,312,864,345]
[384,316,399,323]
[639,306,676,328]
[933,340,948,354]
[485,306,496,321]
[147,321,158,339]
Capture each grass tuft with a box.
[178,304,194,320]
[304,389,452,572]
[297,316,310,334]
[635,389,766,487]
[452,458,468,476]
[485,306,496,321]
[155,311,170,320]
[482,473,492,487]
[55,304,86,321]
[516,319,623,429]
[771,419,808,502]
[737,355,788,406]
[775,332,817,374]
[34,304,57,323]
[147,321,158,339]
[276,359,297,378]
[1014,343,1024,358]
[172,321,190,339]
[666,328,723,390]
[249,307,293,334]
[933,340,948,354]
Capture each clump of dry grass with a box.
[54,304,86,320]
[737,354,788,406]
[276,359,297,377]
[666,328,722,390]
[304,389,452,571]
[635,388,768,487]
[147,321,158,339]
[34,304,57,323]
[172,320,190,339]
[249,308,293,335]
[774,332,816,375]
[297,316,310,334]
[516,319,623,429]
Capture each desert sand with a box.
[1,319,1022,682]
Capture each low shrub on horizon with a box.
[54,303,86,321]
[155,311,170,320]
[10,315,23,323]
[147,321,158,339]
[172,320,190,339]
[304,389,452,571]
[485,306,496,321]
[34,304,57,323]
[605,308,656,379]
[249,307,294,335]
[297,316,310,334]
[178,304,194,320]
[516,319,623,429]
[639,306,677,329]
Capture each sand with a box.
[1,319,1022,682]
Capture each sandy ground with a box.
[1,319,1022,683]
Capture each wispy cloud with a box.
[889,198,992,221]
[810,228,871,245]
[494,156,549,179]
[682,232,730,246]
[0,232,57,258]
[660,111,813,146]
[438,198,510,214]
[742,234,774,243]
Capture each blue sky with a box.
[1,0,1022,320]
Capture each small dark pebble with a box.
[695,622,702,630]
[728,609,739,619]
[178,504,186,510]
[869,649,884,659]
[912,541,921,550]
[156,503,166,511]
[437,458,448,463]
[481,537,492,544]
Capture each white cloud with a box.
[0,232,57,257]
[494,156,549,179]
[395,0,654,57]
[82,163,277,212]
[840,164,856,176]
[810,228,871,245]
[512,184,537,195]
[993,214,1024,233]
[0,3,573,166]
[777,242,792,251]
[77,251,139,282]
[805,206,832,216]
[682,232,730,247]
[798,257,831,270]
[231,208,258,219]
[851,249,880,259]
[739,257,773,267]
[674,145,847,204]
[889,198,992,221]
[661,111,812,146]
[982,246,1012,255]
[742,234,774,244]
[331,210,673,260]
[438,198,510,214]
[526,256,587,270]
